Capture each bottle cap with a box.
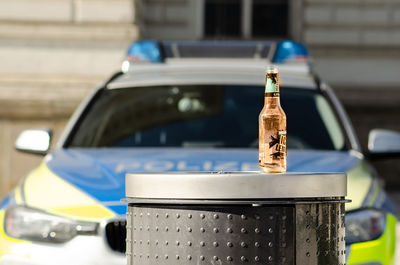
[266,65,279,74]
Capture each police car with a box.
[0,41,398,265]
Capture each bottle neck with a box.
[264,71,281,107]
[264,93,281,106]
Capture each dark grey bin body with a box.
[125,172,347,265]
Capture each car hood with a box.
[28,148,360,217]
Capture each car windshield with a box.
[68,85,346,150]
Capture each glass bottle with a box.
[259,65,287,173]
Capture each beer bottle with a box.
[259,65,287,173]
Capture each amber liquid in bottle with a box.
[259,66,287,173]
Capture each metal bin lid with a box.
[125,171,346,201]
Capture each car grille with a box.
[105,220,126,253]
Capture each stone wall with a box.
[136,0,202,40]
[301,0,400,88]
[303,0,400,47]
[0,0,139,198]
[0,0,135,23]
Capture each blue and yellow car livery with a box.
[0,148,396,265]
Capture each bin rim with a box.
[125,171,347,200]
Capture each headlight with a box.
[5,206,99,243]
[345,209,386,245]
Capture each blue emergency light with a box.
[125,41,162,63]
[272,41,309,63]
[122,40,309,72]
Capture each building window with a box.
[204,0,289,39]
[252,0,288,38]
[204,0,241,38]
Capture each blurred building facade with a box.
[0,0,138,197]
[1,0,399,198]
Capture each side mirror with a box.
[368,129,400,159]
[15,129,52,155]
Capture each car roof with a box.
[107,59,317,90]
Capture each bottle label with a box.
[268,130,286,159]
[265,78,279,93]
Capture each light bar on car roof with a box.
[272,41,309,63]
[121,41,162,72]
[161,41,273,59]
[121,40,309,72]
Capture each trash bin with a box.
[125,172,347,265]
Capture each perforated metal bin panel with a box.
[295,203,346,265]
[126,201,345,265]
